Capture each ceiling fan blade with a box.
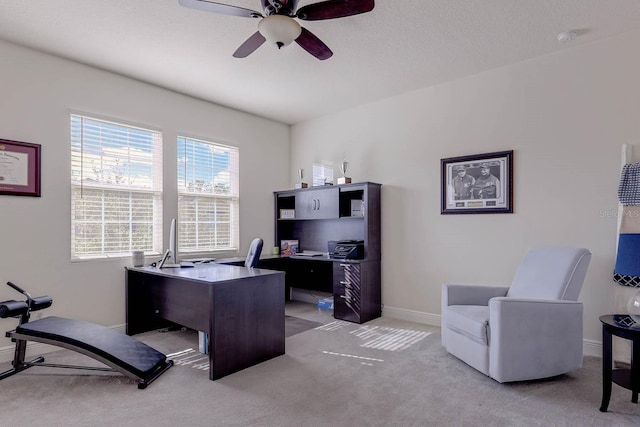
[233,31,267,58]
[296,0,374,21]
[179,0,263,18]
[295,27,333,60]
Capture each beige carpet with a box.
[284,315,322,337]
[0,311,639,426]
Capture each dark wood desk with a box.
[216,254,334,296]
[599,314,640,412]
[216,255,381,324]
[125,264,285,380]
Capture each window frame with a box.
[177,135,240,255]
[70,112,164,261]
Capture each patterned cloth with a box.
[618,163,640,206]
[615,162,640,287]
[613,272,640,287]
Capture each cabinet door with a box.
[333,262,362,323]
[295,188,338,219]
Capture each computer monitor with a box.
[158,218,180,268]
[169,217,177,264]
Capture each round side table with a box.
[599,314,640,412]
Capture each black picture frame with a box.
[0,139,41,197]
[441,150,513,214]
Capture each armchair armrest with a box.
[440,284,508,348]
[442,283,509,307]
[488,297,583,383]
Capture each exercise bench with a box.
[0,281,173,389]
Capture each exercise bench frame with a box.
[0,281,172,389]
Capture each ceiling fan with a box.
[178,0,375,60]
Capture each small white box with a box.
[350,200,364,217]
[280,209,295,219]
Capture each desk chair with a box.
[441,246,591,383]
[245,238,264,268]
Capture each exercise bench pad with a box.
[16,316,169,380]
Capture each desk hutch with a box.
[272,181,381,323]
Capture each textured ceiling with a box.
[1,1,640,124]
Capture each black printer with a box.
[328,240,365,259]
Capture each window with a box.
[177,136,239,253]
[313,162,334,186]
[71,114,163,259]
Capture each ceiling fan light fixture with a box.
[258,15,302,49]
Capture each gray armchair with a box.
[441,247,591,383]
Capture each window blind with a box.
[71,114,163,259]
[177,136,239,253]
[313,162,334,186]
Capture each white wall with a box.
[3,27,639,360]
[0,40,289,351]
[291,29,640,346]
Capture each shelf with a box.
[612,369,634,390]
[278,216,363,221]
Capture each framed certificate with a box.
[0,139,41,197]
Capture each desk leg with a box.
[633,338,639,404]
[600,326,613,412]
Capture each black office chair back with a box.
[245,238,263,268]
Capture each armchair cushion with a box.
[507,247,591,301]
[444,305,489,345]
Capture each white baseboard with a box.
[582,339,602,358]
[0,341,59,364]
[0,323,127,364]
[6,308,597,364]
[382,305,442,327]
[382,305,602,359]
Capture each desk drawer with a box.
[333,263,362,323]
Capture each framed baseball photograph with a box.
[441,150,513,214]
